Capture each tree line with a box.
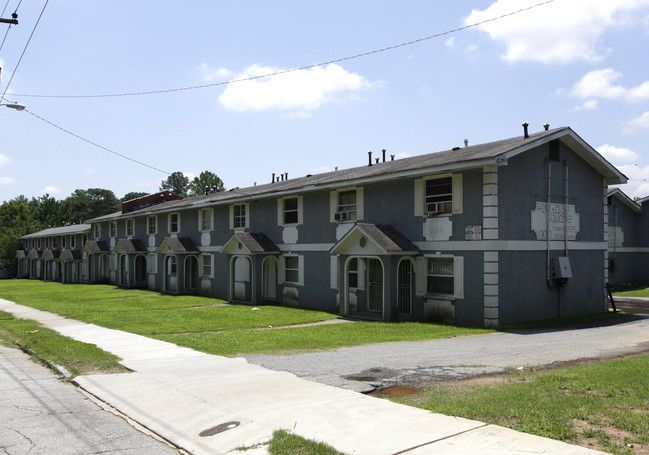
[0,170,223,276]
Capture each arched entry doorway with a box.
[233,256,252,302]
[185,256,199,294]
[135,255,147,287]
[262,256,277,302]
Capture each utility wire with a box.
[13,0,556,99]
[1,0,45,102]
[24,109,172,175]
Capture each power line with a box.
[24,108,172,175]
[0,0,46,102]
[12,0,556,100]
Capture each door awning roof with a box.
[330,223,419,256]
[220,232,280,255]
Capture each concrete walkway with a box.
[0,298,607,455]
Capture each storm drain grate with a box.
[199,421,240,437]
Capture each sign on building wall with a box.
[530,202,580,240]
[465,224,482,240]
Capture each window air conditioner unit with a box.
[334,211,350,221]
[426,202,444,217]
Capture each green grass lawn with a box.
[396,355,649,455]
[0,280,491,357]
[613,286,649,298]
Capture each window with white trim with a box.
[110,221,117,238]
[168,213,180,233]
[284,197,299,224]
[284,256,299,284]
[82,234,88,246]
[330,187,364,222]
[62,236,67,248]
[415,174,463,217]
[70,235,76,249]
[233,204,246,229]
[202,254,212,277]
[348,258,358,289]
[147,216,158,235]
[126,219,134,236]
[199,208,213,231]
[422,256,464,299]
[93,224,101,238]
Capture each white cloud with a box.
[572,99,599,111]
[615,163,649,198]
[465,0,649,63]
[597,144,641,162]
[218,63,372,115]
[572,69,649,102]
[42,185,61,194]
[0,177,15,185]
[624,111,649,132]
[444,37,455,47]
[0,154,11,167]
[199,63,233,81]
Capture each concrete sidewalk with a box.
[0,299,607,455]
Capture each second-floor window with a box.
[148,216,158,235]
[233,204,246,229]
[337,190,356,220]
[70,235,76,248]
[169,213,180,233]
[283,197,299,224]
[93,224,101,238]
[199,208,213,231]
[110,221,117,237]
[126,219,134,236]
[425,177,453,215]
[62,236,67,248]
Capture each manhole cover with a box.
[199,421,240,437]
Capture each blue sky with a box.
[1,0,649,202]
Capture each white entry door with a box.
[234,257,251,301]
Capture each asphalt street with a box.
[243,315,649,393]
[0,344,182,455]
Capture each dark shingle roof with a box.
[355,224,419,253]
[88,127,626,222]
[161,237,198,253]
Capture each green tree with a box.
[0,196,44,276]
[189,171,224,196]
[159,172,190,196]
[121,192,149,202]
[60,188,121,223]
[33,193,64,227]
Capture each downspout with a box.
[564,160,569,257]
[546,160,552,287]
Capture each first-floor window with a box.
[202,255,212,277]
[167,256,177,275]
[427,258,454,295]
[285,256,299,284]
[348,258,358,289]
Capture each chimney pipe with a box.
[368,151,372,166]
[544,123,550,131]
[375,157,379,164]
[522,122,529,139]
[285,172,288,180]
[391,154,395,161]
[272,173,275,183]
[382,148,386,162]
[464,139,469,148]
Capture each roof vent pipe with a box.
[544,123,550,131]
[464,139,469,147]
[522,122,530,139]
[272,173,276,183]
[368,151,373,166]
[382,148,386,162]
[285,172,288,180]
[391,154,395,161]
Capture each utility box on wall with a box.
[552,257,572,279]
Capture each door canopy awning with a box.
[330,223,419,256]
[156,237,199,254]
[113,239,148,254]
[220,232,280,255]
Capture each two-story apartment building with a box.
[17,126,627,326]
[17,224,90,284]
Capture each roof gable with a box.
[331,223,419,256]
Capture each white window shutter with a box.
[298,255,304,286]
[297,196,304,225]
[330,256,338,289]
[414,179,424,216]
[356,187,364,220]
[454,256,464,299]
[277,199,283,226]
[229,205,234,230]
[330,191,337,222]
[452,174,463,214]
[278,256,285,285]
[415,256,426,296]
